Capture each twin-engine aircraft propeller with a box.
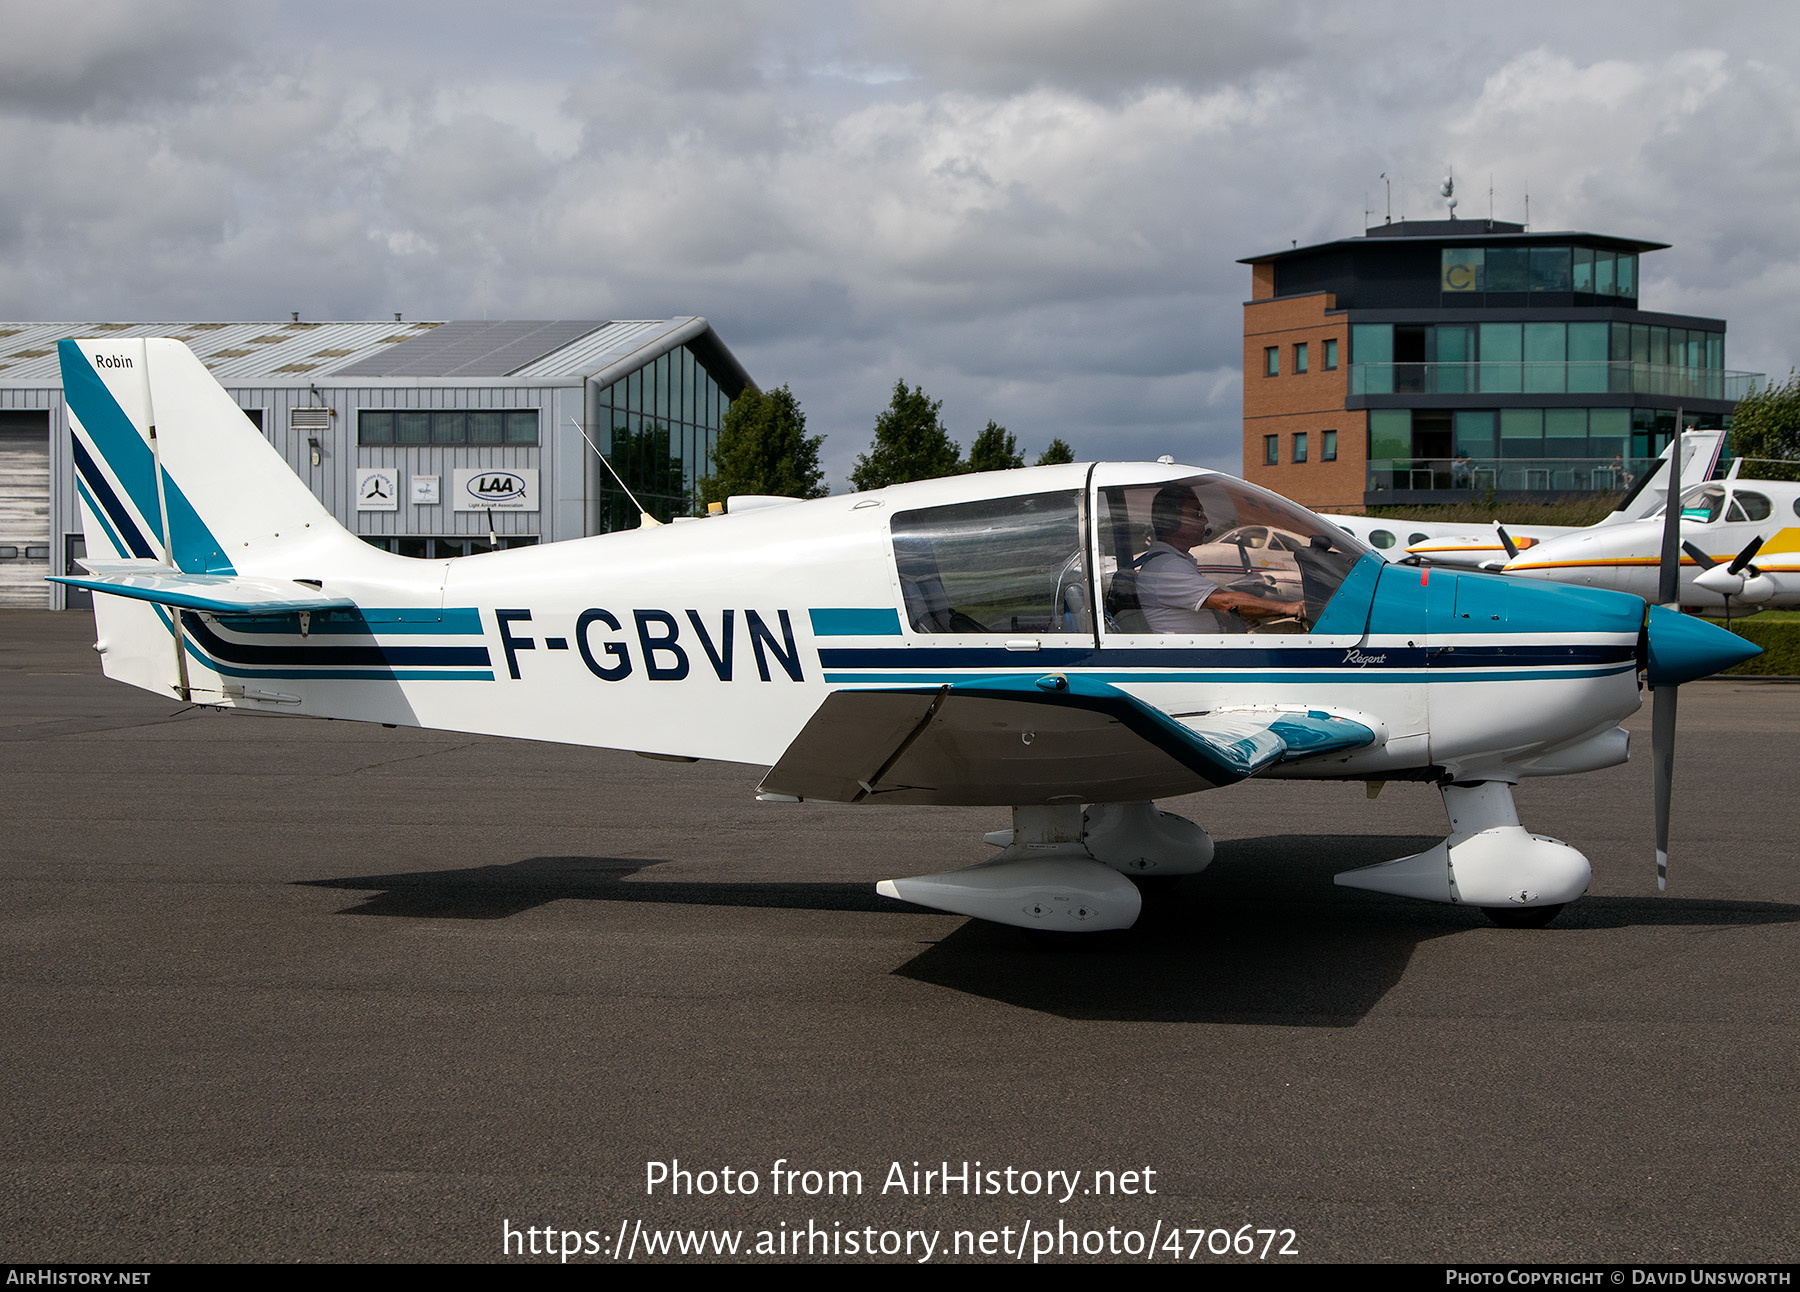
[1682,534,1774,611]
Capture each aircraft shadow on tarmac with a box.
[300,834,1800,1026]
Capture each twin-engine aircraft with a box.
[54,339,1758,937]
[1501,467,1800,615]
[1321,430,1726,569]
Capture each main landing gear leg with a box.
[874,801,1215,934]
[1333,781,1589,927]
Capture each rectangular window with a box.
[1350,324,1392,395]
[1616,253,1636,299]
[1595,250,1617,296]
[1442,247,1484,293]
[1545,408,1588,458]
[1293,432,1308,463]
[1321,430,1337,461]
[1264,435,1279,466]
[1573,247,1595,293]
[1435,325,1473,394]
[1455,410,1497,459]
[1323,338,1338,370]
[358,408,539,445]
[1524,322,1567,394]
[1293,342,1309,374]
[1529,247,1572,293]
[1479,323,1522,393]
[1485,247,1530,293]
[1500,408,1544,459]
[1264,346,1279,377]
[1568,322,1609,394]
[1368,409,1410,461]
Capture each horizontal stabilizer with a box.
[50,560,354,616]
[760,674,1376,806]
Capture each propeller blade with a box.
[1494,523,1519,560]
[1680,541,1716,569]
[1657,482,1683,608]
[1727,534,1765,576]
[1652,683,1677,892]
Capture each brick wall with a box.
[1241,292,1365,511]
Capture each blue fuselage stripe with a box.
[180,612,492,668]
[71,436,156,559]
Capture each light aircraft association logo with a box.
[465,472,527,503]
[452,467,537,512]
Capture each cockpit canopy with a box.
[1656,482,1774,524]
[888,472,1371,637]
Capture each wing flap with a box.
[50,559,354,616]
[761,675,1376,806]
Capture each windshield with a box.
[1095,474,1370,635]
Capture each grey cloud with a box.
[860,0,1309,96]
[0,0,255,118]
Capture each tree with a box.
[1036,437,1074,466]
[1729,369,1800,465]
[850,380,963,490]
[967,420,1024,472]
[699,385,826,507]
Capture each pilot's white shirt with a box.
[1137,541,1222,633]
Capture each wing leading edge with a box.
[760,674,1375,806]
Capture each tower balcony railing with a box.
[1366,456,1665,496]
[1349,362,1762,401]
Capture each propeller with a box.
[1647,504,1764,891]
[1652,475,1683,892]
[1691,534,1773,608]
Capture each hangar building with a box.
[0,318,755,608]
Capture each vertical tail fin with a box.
[60,337,355,574]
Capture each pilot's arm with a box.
[1202,588,1306,623]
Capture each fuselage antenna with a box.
[567,414,663,528]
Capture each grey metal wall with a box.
[24,380,594,609]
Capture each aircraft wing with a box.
[760,674,1376,806]
[49,559,355,616]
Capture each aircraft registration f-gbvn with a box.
[54,339,1759,935]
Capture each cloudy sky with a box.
[4,0,1799,487]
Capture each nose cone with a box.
[1644,604,1761,685]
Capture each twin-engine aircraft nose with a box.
[1643,603,1762,685]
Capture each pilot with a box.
[1137,486,1307,632]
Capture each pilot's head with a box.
[1151,485,1208,544]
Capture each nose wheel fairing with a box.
[1334,781,1590,909]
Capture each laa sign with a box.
[453,467,537,512]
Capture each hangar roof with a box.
[0,318,752,394]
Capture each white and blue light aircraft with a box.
[53,339,1759,936]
